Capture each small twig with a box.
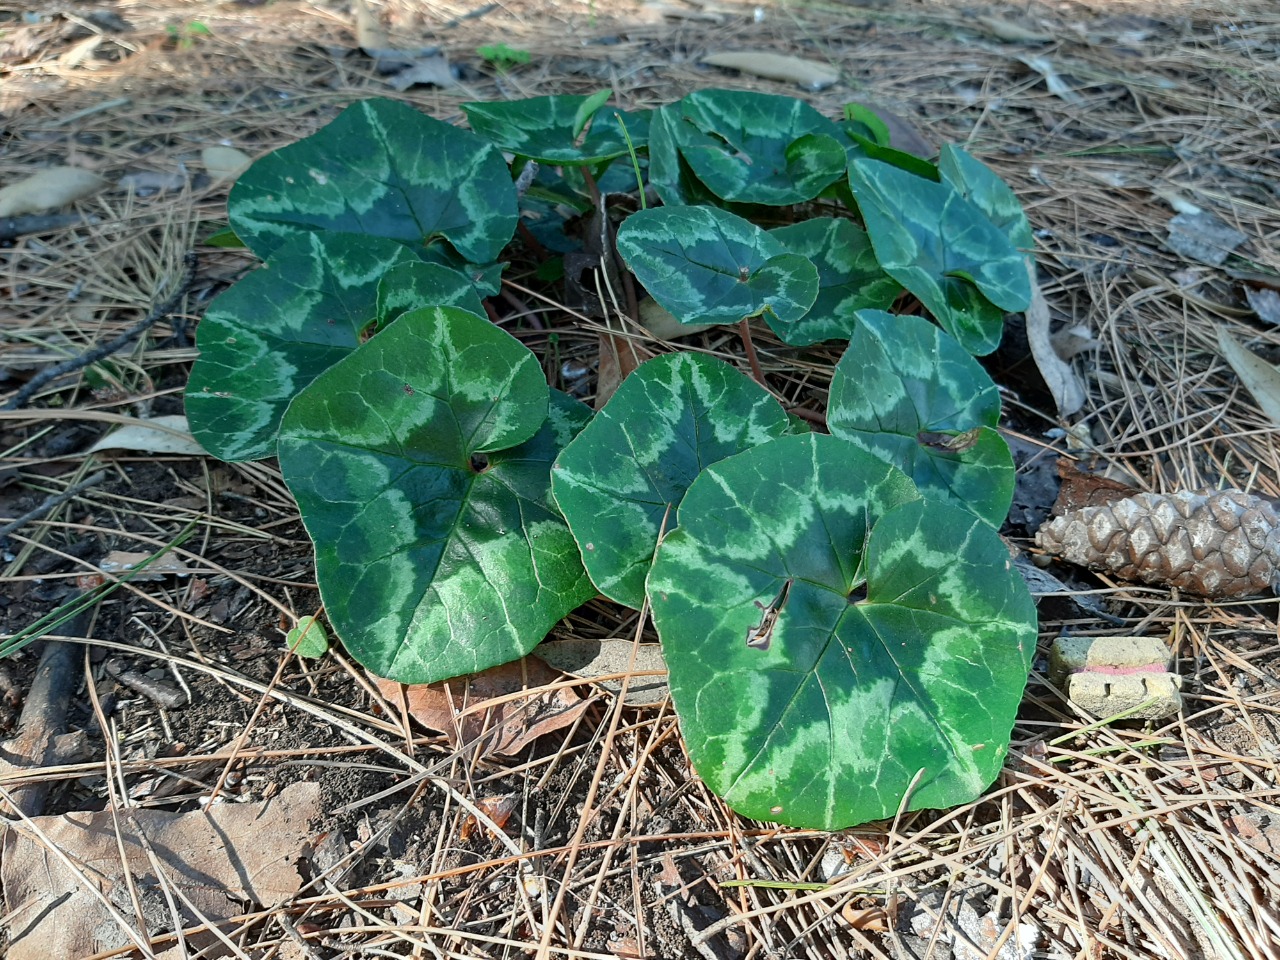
[0,471,106,545]
[0,213,89,242]
[3,251,198,411]
[104,657,188,709]
[737,318,767,386]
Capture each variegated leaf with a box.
[186,233,419,462]
[278,306,594,684]
[847,157,1031,355]
[767,218,902,345]
[648,432,1036,829]
[463,92,650,165]
[615,206,818,327]
[552,353,791,609]
[229,98,517,264]
[828,311,1014,526]
[672,90,847,205]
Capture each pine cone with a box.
[1036,489,1280,598]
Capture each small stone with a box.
[1048,635,1181,720]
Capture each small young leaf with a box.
[376,261,486,328]
[828,311,1014,525]
[672,90,847,204]
[847,158,1031,355]
[767,218,902,345]
[552,353,791,609]
[279,306,594,684]
[287,616,330,658]
[462,93,647,165]
[186,232,419,462]
[229,98,517,264]
[616,206,818,327]
[648,432,1036,829]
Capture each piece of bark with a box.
[0,633,90,818]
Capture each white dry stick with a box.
[1024,259,1086,416]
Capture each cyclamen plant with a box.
[186,90,1038,829]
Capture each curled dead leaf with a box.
[701,51,839,91]
[373,658,588,757]
[0,166,107,217]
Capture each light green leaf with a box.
[278,306,594,684]
[552,353,791,609]
[672,90,847,204]
[462,93,649,165]
[229,98,517,264]
[767,218,902,345]
[847,157,1031,355]
[616,206,818,327]
[648,433,1036,829]
[828,311,1014,525]
[186,232,419,462]
[287,616,330,658]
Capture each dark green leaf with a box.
[462,94,648,165]
[278,306,594,684]
[616,206,818,327]
[186,232,418,462]
[229,98,518,264]
[767,218,902,344]
[648,433,1036,828]
[847,158,1030,355]
[828,311,1014,525]
[552,353,791,609]
[672,90,846,204]
[937,145,1034,251]
[376,261,486,328]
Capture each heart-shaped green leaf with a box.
[229,98,518,264]
[463,93,649,165]
[278,306,594,684]
[648,432,1036,829]
[828,311,1014,526]
[186,232,419,462]
[552,353,791,609]
[937,145,1034,251]
[767,218,903,345]
[671,90,847,204]
[847,157,1030,355]
[376,261,486,328]
[616,206,818,327]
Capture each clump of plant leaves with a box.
[185,89,1037,829]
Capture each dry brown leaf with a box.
[0,166,107,217]
[977,15,1054,43]
[202,145,252,182]
[1244,286,1280,327]
[1217,327,1280,428]
[0,782,321,960]
[87,414,208,456]
[99,550,192,580]
[637,298,716,340]
[1052,457,1135,515]
[700,51,839,91]
[841,902,890,931]
[596,330,651,408]
[352,0,393,56]
[1024,260,1086,416]
[374,657,588,756]
[458,794,516,841]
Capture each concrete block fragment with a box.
[1048,635,1182,720]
